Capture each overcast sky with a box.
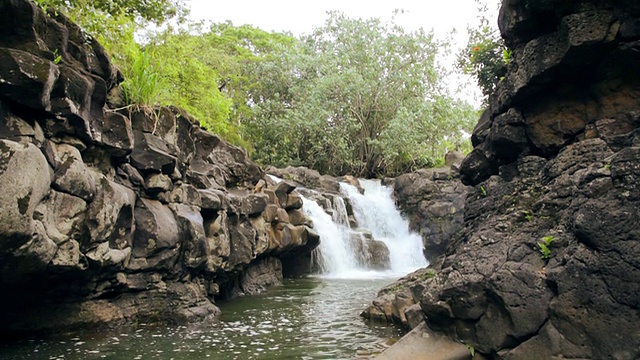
[186,0,501,106]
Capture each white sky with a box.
[187,0,501,106]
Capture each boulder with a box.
[45,141,96,201]
[86,175,135,250]
[204,210,231,272]
[0,140,52,251]
[170,204,208,271]
[35,190,87,246]
[130,198,180,268]
[101,112,133,156]
[348,231,391,270]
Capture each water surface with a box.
[0,276,403,360]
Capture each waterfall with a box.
[340,180,428,274]
[300,196,357,274]
[300,179,428,278]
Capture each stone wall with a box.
[0,0,318,334]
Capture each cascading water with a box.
[340,180,428,274]
[300,196,357,274]
[301,179,428,278]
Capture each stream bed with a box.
[0,276,404,360]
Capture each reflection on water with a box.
[0,277,403,360]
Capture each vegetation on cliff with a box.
[31,0,479,178]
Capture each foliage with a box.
[33,1,480,176]
[458,5,509,102]
[33,0,186,24]
[538,235,555,260]
[466,344,476,356]
[246,12,478,177]
[120,49,164,106]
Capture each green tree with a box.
[34,0,186,24]
[458,2,509,101]
[247,12,477,177]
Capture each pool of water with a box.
[0,276,404,360]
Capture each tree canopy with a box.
[33,1,479,177]
[244,12,477,176]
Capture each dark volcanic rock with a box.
[392,165,469,261]
[374,1,640,359]
[0,0,320,335]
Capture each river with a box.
[0,276,403,360]
[0,179,426,359]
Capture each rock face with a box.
[379,1,640,359]
[391,162,469,261]
[0,0,319,334]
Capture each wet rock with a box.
[239,257,283,296]
[349,230,390,270]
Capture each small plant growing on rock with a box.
[466,344,475,356]
[538,235,555,260]
[480,185,487,197]
[521,210,533,222]
[419,269,436,281]
[53,48,62,64]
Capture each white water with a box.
[300,179,428,279]
[341,180,428,275]
[300,196,357,274]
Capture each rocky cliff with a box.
[0,0,319,334]
[373,0,640,359]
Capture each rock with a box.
[459,148,496,186]
[375,322,471,360]
[0,140,51,251]
[274,181,296,207]
[198,189,225,211]
[170,204,207,271]
[393,171,468,261]
[101,112,133,156]
[85,241,130,268]
[239,257,283,296]
[241,193,269,216]
[165,182,201,206]
[144,173,173,194]
[3,221,58,281]
[35,190,87,245]
[86,175,135,249]
[284,192,303,210]
[130,198,180,269]
[45,141,95,201]
[130,131,177,174]
[0,47,59,110]
[203,210,230,271]
[287,208,307,226]
[348,231,390,270]
[280,226,320,277]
